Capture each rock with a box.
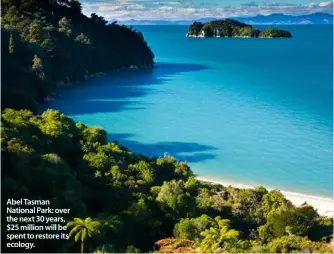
[129,65,139,70]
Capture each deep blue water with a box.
[47,25,333,197]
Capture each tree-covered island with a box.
[1,0,332,253]
[187,19,292,38]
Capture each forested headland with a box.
[2,108,333,253]
[1,0,333,253]
[1,0,154,111]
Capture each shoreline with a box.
[186,34,285,39]
[196,176,334,217]
[42,64,155,103]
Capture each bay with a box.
[47,25,333,197]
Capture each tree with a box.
[200,218,247,253]
[308,217,333,242]
[67,217,101,253]
[81,126,107,144]
[128,161,154,185]
[58,17,72,36]
[196,187,232,217]
[75,33,90,44]
[27,19,44,43]
[32,55,45,80]
[157,180,185,210]
[266,235,331,253]
[98,214,121,241]
[83,152,114,173]
[258,190,292,220]
[286,205,318,236]
[200,227,222,253]
[2,6,21,29]
[9,32,14,54]
[173,214,216,241]
[69,0,82,13]
[156,180,196,216]
[258,205,319,244]
[90,13,107,26]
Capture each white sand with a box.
[196,176,334,217]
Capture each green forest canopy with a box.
[1,0,154,111]
[1,108,333,253]
[1,0,332,253]
[187,19,292,38]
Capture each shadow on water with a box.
[46,62,217,163]
[108,132,218,163]
[45,62,209,115]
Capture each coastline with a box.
[186,34,282,38]
[196,176,334,217]
[43,64,154,103]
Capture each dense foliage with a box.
[187,19,292,38]
[0,1,330,253]
[259,28,293,38]
[1,0,154,111]
[1,109,333,253]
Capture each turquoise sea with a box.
[47,25,333,198]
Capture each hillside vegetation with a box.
[1,108,333,253]
[1,1,332,253]
[1,0,154,111]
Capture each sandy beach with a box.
[196,176,334,217]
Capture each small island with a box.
[186,19,292,38]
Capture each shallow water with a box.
[47,25,333,197]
